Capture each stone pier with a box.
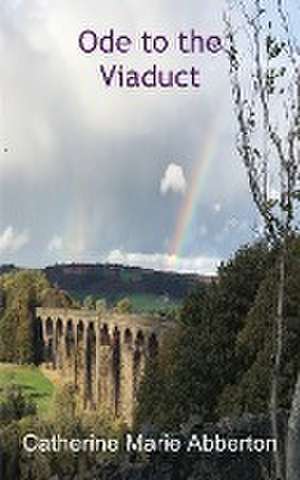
[36,307,173,425]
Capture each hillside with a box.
[0,263,214,312]
[44,263,213,310]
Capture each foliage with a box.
[0,384,125,480]
[0,270,75,364]
[114,297,133,314]
[0,271,48,363]
[137,241,276,428]
[40,287,74,309]
[95,298,107,313]
[218,239,300,418]
[83,294,95,310]
[137,239,300,429]
[137,308,234,428]
[0,384,36,425]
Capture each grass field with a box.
[0,363,55,414]
[128,293,180,312]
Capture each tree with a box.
[225,1,300,478]
[114,297,133,314]
[40,287,74,309]
[217,239,300,418]
[137,242,273,428]
[287,374,300,479]
[83,295,95,310]
[0,270,76,364]
[0,384,36,424]
[95,298,107,313]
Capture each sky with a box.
[0,0,289,275]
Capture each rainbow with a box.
[168,103,225,269]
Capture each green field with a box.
[127,293,180,312]
[0,364,55,414]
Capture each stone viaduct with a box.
[36,307,173,425]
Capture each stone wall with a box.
[36,308,173,425]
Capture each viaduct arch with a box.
[36,307,173,425]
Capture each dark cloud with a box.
[0,0,258,272]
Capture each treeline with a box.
[44,263,203,302]
[136,239,300,428]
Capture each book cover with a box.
[0,0,299,479]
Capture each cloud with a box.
[160,163,187,195]
[48,235,63,252]
[199,225,208,237]
[0,0,259,269]
[0,226,29,254]
[106,249,219,275]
